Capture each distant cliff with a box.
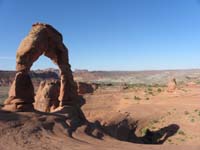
[1,69,200,86]
[0,70,59,86]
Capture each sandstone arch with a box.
[3,23,78,111]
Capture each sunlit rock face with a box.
[3,23,78,111]
[34,80,60,112]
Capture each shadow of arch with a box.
[102,118,179,144]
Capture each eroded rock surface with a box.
[3,23,78,111]
[76,82,98,94]
[3,72,34,111]
[167,78,177,92]
[34,80,60,112]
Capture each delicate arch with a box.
[3,23,77,111]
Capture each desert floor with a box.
[0,85,200,150]
[81,85,200,149]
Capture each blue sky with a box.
[1,0,200,71]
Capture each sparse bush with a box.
[153,84,159,87]
[134,96,141,100]
[148,91,154,95]
[168,139,172,143]
[140,127,148,136]
[126,83,147,89]
[191,118,195,122]
[181,89,187,92]
[184,111,189,115]
[148,87,153,91]
[180,139,185,142]
[152,120,159,124]
[157,88,162,93]
[178,130,185,136]
[167,112,171,115]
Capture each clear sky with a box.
[1,0,200,71]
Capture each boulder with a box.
[167,78,177,92]
[76,82,98,94]
[34,80,60,112]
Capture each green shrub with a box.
[140,127,148,136]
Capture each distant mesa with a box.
[74,69,89,73]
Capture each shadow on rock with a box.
[76,95,86,108]
[0,96,179,145]
[71,96,180,144]
[0,109,21,121]
[84,120,104,140]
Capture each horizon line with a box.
[1,67,200,72]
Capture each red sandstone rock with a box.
[76,82,98,94]
[167,78,177,92]
[3,23,78,111]
[186,81,197,88]
[3,72,34,111]
[34,80,60,112]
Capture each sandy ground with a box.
[82,85,200,149]
[0,85,200,150]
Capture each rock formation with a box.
[186,81,197,88]
[34,80,60,112]
[76,82,98,94]
[3,72,35,111]
[3,23,78,111]
[167,78,177,92]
